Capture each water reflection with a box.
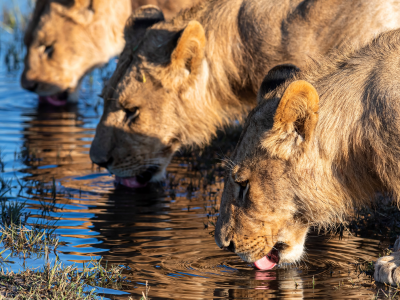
[20,103,95,182]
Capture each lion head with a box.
[89,5,220,188]
[215,73,325,269]
[21,0,131,105]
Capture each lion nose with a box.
[20,74,38,92]
[222,241,235,253]
[92,157,113,169]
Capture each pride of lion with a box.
[21,0,199,105]
[22,0,400,289]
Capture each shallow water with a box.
[0,4,393,300]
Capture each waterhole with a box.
[0,2,391,299]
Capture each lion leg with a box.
[374,237,400,286]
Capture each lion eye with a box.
[41,45,54,58]
[235,180,249,201]
[124,107,140,124]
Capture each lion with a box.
[90,0,400,188]
[214,28,400,287]
[375,237,400,286]
[20,0,199,105]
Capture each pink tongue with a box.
[254,252,277,270]
[115,176,147,189]
[39,96,68,106]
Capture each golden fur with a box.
[215,29,400,274]
[21,0,199,102]
[90,0,400,184]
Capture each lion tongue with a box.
[254,252,277,270]
[39,96,68,106]
[115,176,147,189]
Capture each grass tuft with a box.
[0,221,59,260]
[0,258,130,299]
[0,197,59,260]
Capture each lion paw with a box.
[374,237,400,286]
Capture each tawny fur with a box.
[90,0,400,182]
[21,0,199,101]
[215,29,400,272]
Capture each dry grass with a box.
[0,258,130,299]
[0,191,59,261]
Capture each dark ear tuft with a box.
[124,5,165,45]
[258,64,300,102]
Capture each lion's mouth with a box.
[114,166,160,189]
[39,91,69,106]
[253,242,288,270]
[254,248,280,270]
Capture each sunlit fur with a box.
[375,252,400,286]
[21,0,199,102]
[90,0,400,181]
[215,29,400,267]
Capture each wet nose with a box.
[222,241,235,253]
[93,157,113,169]
[20,74,38,92]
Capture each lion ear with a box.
[50,0,94,25]
[262,80,319,160]
[169,20,206,79]
[257,64,300,103]
[124,5,165,45]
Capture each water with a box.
[0,4,391,299]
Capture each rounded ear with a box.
[124,5,165,45]
[262,80,319,160]
[169,20,206,78]
[257,64,300,103]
